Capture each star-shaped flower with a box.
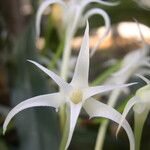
[3,23,135,150]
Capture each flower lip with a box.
[70,88,83,104]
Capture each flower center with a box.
[70,89,83,104]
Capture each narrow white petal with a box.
[83,8,110,56]
[71,22,89,88]
[3,93,63,134]
[81,0,120,7]
[28,60,71,92]
[36,0,64,38]
[116,97,137,136]
[83,98,135,150]
[84,82,137,99]
[65,102,82,149]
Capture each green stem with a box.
[59,32,73,130]
[60,104,70,150]
[95,120,108,150]
[48,37,65,70]
[60,33,72,80]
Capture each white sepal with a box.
[71,22,89,88]
[84,83,137,99]
[28,60,71,93]
[83,98,135,150]
[3,92,63,134]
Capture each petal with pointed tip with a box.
[83,8,110,56]
[28,60,71,92]
[65,102,82,149]
[83,98,135,150]
[116,97,137,136]
[3,92,63,134]
[84,83,137,99]
[36,0,64,38]
[71,22,89,88]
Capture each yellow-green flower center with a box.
[70,89,83,104]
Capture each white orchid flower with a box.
[117,74,150,150]
[36,0,118,55]
[3,23,135,150]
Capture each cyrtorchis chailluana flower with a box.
[3,23,135,150]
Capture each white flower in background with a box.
[36,0,118,55]
[36,0,117,38]
[112,45,150,84]
[117,74,150,150]
[108,22,150,86]
[102,44,149,98]
[3,23,135,150]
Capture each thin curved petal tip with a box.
[27,60,70,92]
[36,0,64,38]
[65,102,82,149]
[83,8,110,56]
[84,98,135,150]
[3,93,62,134]
[116,97,137,137]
